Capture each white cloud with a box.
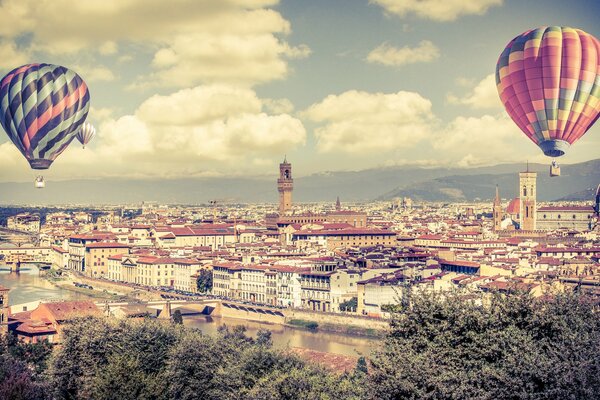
[0,0,308,88]
[73,65,116,82]
[0,40,29,70]
[434,114,541,165]
[447,74,502,109]
[0,84,305,180]
[303,90,436,153]
[371,0,503,21]
[367,40,440,67]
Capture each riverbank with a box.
[43,270,389,338]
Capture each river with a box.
[0,265,379,356]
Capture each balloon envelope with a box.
[76,121,95,147]
[496,26,600,157]
[0,63,90,169]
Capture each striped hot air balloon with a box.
[0,63,90,174]
[76,122,95,149]
[496,26,600,175]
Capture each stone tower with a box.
[493,185,503,231]
[335,196,341,211]
[519,165,537,231]
[277,156,293,214]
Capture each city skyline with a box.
[0,0,599,183]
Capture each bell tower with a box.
[519,164,537,231]
[277,156,293,214]
[493,185,502,231]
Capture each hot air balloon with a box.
[76,122,95,149]
[0,63,90,188]
[496,26,600,177]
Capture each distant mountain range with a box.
[0,159,598,205]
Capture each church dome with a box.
[506,198,520,215]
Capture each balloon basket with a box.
[35,176,45,189]
[549,160,561,177]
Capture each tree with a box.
[339,297,358,312]
[368,291,600,400]
[171,309,183,325]
[196,269,213,293]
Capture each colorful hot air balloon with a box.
[0,63,90,187]
[76,122,95,149]
[496,26,600,176]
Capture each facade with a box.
[537,206,596,231]
[277,157,293,215]
[292,228,396,250]
[300,271,333,312]
[68,233,117,272]
[174,259,204,292]
[84,242,130,278]
[7,213,41,233]
[136,257,176,287]
[519,170,537,230]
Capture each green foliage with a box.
[196,268,213,293]
[369,291,600,400]
[171,309,183,324]
[288,319,319,330]
[0,333,53,400]
[339,297,358,312]
[46,317,360,400]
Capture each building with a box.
[536,205,596,231]
[277,156,293,215]
[292,228,396,250]
[84,242,131,278]
[68,233,117,272]
[0,285,9,334]
[6,213,41,233]
[10,301,100,343]
[519,168,537,230]
[174,259,205,292]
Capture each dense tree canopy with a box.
[368,291,600,400]
[2,292,599,399]
[196,268,213,293]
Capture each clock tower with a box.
[278,156,293,214]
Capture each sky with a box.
[0,0,599,182]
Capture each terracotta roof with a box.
[37,301,100,321]
[506,198,520,215]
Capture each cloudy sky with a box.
[0,0,599,182]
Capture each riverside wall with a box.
[285,310,389,332]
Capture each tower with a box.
[277,156,293,214]
[335,196,341,211]
[493,185,503,231]
[519,165,537,231]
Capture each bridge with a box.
[98,299,287,323]
[0,227,39,245]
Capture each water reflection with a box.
[184,315,378,356]
[0,264,86,305]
